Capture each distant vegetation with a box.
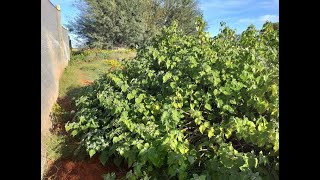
[68,0,204,49]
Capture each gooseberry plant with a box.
[66,18,279,179]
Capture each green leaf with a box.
[248,157,259,168]
[127,93,135,100]
[205,103,212,111]
[188,156,195,164]
[113,137,119,143]
[223,104,234,113]
[225,129,232,139]
[190,103,195,109]
[102,172,116,180]
[216,98,223,108]
[273,140,279,152]
[158,56,165,64]
[213,89,219,95]
[204,64,211,72]
[65,124,71,132]
[203,121,210,128]
[195,118,202,125]
[170,82,176,89]
[135,94,144,104]
[89,149,96,158]
[178,144,186,154]
[148,147,163,167]
[173,76,179,81]
[113,155,123,167]
[163,72,172,83]
[208,127,214,139]
[166,60,171,69]
[71,130,78,137]
[161,111,170,123]
[121,84,128,92]
[199,124,206,134]
[99,150,110,165]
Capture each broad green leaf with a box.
[190,103,195,109]
[178,144,186,154]
[188,156,195,164]
[203,121,210,128]
[223,104,234,113]
[65,124,71,132]
[127,93,134,100]
[199,124,206,134]
[205,103,212,111]
[89,149,96,158]
[99,150,110,165]
[166,60,171,69]
[208,127,214,139]
[195,118,202,125]
[163,72,172,83]
[213,89,219,95]
[121,84,128,92]
[71,130,78,137]
[225,129,232,139]
[135,94,144,104]
[170,82,176,88]
[113,155,123,167]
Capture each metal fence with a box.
[41,0,70,177]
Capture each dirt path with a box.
[79,71,94,86]
[45,156,128,180]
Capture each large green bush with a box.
[66,19,279,179]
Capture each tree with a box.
[154,0,203,34]
[272,22,279,31]
[68,0,204,49]
[68,0,147,49]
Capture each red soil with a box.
[81,79,94,85]
[44,156,129,180]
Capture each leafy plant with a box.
[66,18,279,179]
[102,172,116,180]
[50,103,66,124]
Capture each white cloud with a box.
[238,14,279,24]
[259,15,279,22]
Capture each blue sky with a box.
[199,0,279,35]
[49,0,279,47]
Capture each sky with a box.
[49,0,279,47]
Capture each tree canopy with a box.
[68,0,204,49]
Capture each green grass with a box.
[58,64,82,98]
[45,133,88,162]
[58,61,109,98]
[58,49,136,98]
[106,49,136,60]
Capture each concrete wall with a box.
[41,0,70,177]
